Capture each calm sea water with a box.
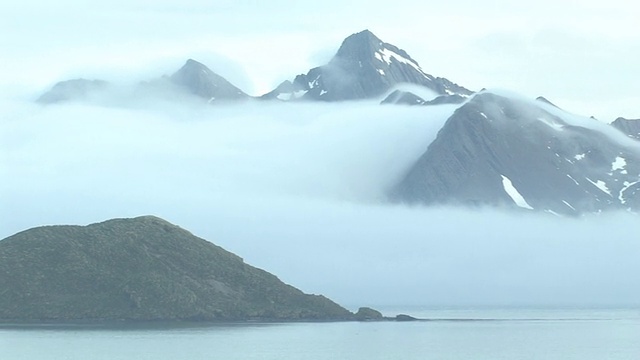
[1,308,639,360]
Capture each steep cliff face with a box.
[0,216,352,322]
[393,92,640,215]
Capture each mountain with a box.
[36,79,109,104]
[168,59,248,102]
[381,90,466,106]
[37,60,248,105]
[264,30,472,102]
[392,92,640,215]
[611,117,640,141]
[0,216,353,322]
[36,31,470,105]
[381,90,428,105]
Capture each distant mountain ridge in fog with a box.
[36,79,109,104]
[37,59,249,105]
[169,59,249,102]
[0,216,354,322]
[37,29,471,104]
[33,30,640,215]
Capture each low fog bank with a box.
[489,89,640,150]
[1,99,639,308]
[186,204,640,308]
[1,99,453,215]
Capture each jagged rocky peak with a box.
[265,29,472,102]
[611,117,640,140]
[393,92,640,215]
[169,59,248,102]
[37,78,109,104]
[332,29,396,62]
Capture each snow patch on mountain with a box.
[562,200,576,211]
[276,90,307,101]
[375,47,424,74]
[566,174,580,185]
[612,156,627,171]
[501,175,534,210]
[619,181,639,204]
[308,75,321,89]
[586,178,612,196]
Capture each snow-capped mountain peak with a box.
[263,30,472,102]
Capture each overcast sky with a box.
[2,1,640,308]
[1,0,639,120]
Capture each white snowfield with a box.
[611,156,627,171]
[586,178,612,196]
[374,47,427,77]
[501,175,534,210]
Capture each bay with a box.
[1,308,639,360]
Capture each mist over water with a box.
[1,97,639,308]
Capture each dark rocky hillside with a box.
[393,92,640,215]
[0,216,353,322]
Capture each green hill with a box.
[0,216,353,322]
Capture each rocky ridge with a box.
[393,91,640,215]
[0,216,355,322]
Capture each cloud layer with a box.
[2,1,640,308]
[2,97,639,308]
